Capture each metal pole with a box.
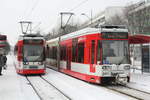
[91,9,92,25]
[60,13,63,29]
[57,37,60,70]
[57,12,74,70]
[30,22,32,34]
[20,22,24,34]
[19,21,32,34]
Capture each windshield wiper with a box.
[118,56,126,65]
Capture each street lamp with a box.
[81,13,92,25]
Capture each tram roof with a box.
[61,28,100,41]
[61,27,128,41]
[23,34,43,37]
[46,37,59,44]
[18,34,44,40]
[46,27,128,42]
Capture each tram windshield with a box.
[102,40,129,64]
[23,45,44,62]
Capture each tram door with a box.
[67,46,71,70]
[90,40,97,64]
[142,45,150,72]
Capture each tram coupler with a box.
[115,74,128,85]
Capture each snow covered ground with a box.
[128,69,150,93]
[43,69,136,100]
[0,55,40,100]
[0,55,150,100]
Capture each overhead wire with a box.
[25,0,40,20]
[21,0,30,20]
[42,0,89,33]
[69,0,89,11]
[20,0,41,34]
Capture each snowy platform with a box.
[128,69,150,93]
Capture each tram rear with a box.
[0,35,9,55]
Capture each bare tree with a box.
[124,1,150,35]
[105,14,127,25]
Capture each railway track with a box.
[105,85,150,100]
[46,67,150,100]
[26,75,71,100]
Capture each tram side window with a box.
[63,46,66,61]
[52,47,54,59]
[77,43,84,63]
[72,45,76,62]
[97,40,101,64]
[53,47,57,60]
[60,46,66,61]
[72,38,78,62]
[46,45,49,58]
[91,40,95,64]
[14,45,18,55]
[49,47,52,59]
[51,47,57,60]
[60,46,63,60]
[49,47,51,58]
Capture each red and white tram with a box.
[14,34,46,75]
[0,35,8,54]
[46,26,130,84]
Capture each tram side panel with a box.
[45,38,59,71]
[59,34,102,83]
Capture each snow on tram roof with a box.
[60,27,128,41]
[61,27,100,41]
[46,28,100,43]
[46,37,59,43]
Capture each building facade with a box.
[80,7,126,28]
[128,1,150,35]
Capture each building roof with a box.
[129,34,150,44]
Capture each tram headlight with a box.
[102,71,110,76]
[23,62,29,65]
[102,66,111,70]
[38,62,43,65]
[124,65,130,70]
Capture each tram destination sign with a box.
[24,39,43,44]
[102,32,128,39]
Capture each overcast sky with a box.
[0,0,141,45]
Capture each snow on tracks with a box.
[26,76,70,100]
[106,85,150,100]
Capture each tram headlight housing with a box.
[38,62,43,65]
[23,62,29,65]
[102,66,111,70]
[124,65,130,70]
[102,71,110,76]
